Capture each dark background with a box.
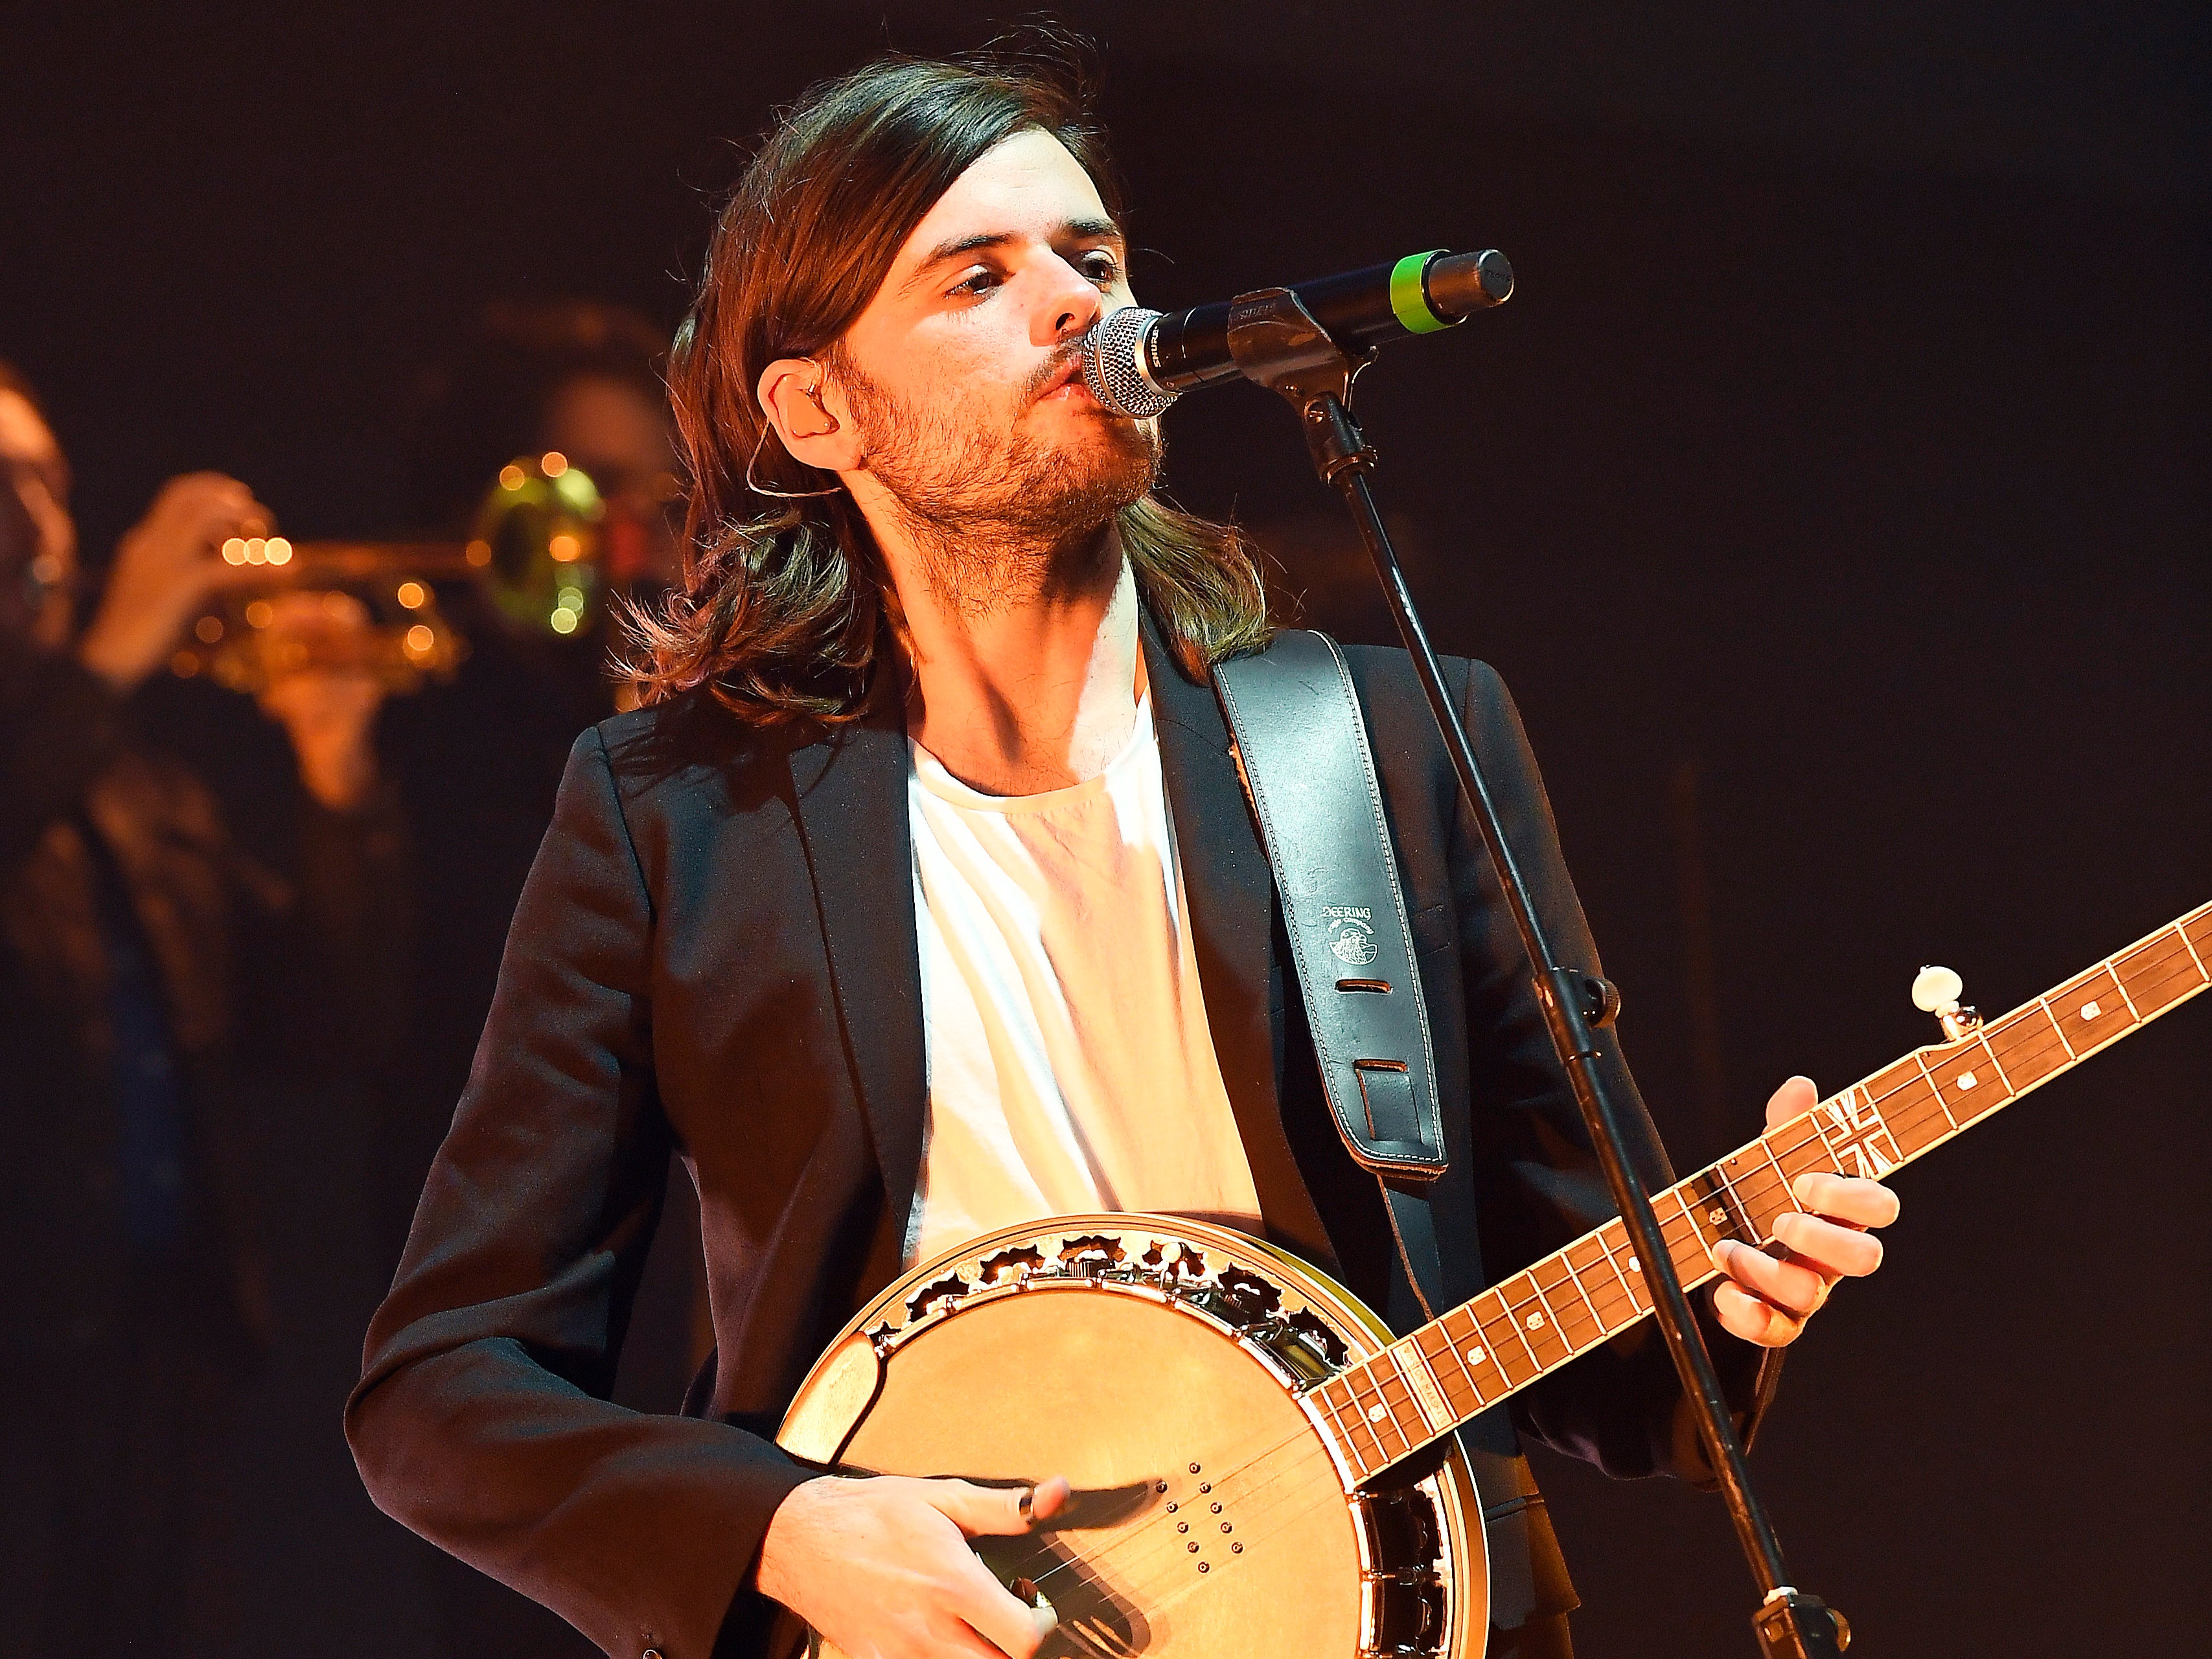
[5,2,2206,1653]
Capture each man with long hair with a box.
[349,43,1896,1659]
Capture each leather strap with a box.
[1215,629,1455,1318]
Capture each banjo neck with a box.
[1301,900,2212,1489]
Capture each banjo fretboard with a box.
[1302,900,2212,1485]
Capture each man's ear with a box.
[756,356,862,478]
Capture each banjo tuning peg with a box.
[1911,963,1981,1040]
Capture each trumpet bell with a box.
[473,452,605,639]
[172,453,610,695]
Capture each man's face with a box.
[831,128,1160,601]
[542,374,683,588]
[0,389,76,653]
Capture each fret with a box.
[1972,1029,2018,1099]
[1532,1254,1604,1352]
[1864,1054,1926,1113]
[2051,965,2134,1059]
[1594,1225,1648,1317]
[1799,1101,1842,1174]
[1718,1142,1795,1238]
[1645,1198,1696,1287]
[1711,1161,1756,1235]
[1683,1164,1756,1246]
[1986,1004,2071,1092]
[2034,996,2078,1061]
[1471,1292,1542,1388]
[1906,1051,1964,1133]
[1412,1323,1485,1419]
[1564,1235,1632,1334]
[1309,902,2209,1480]
[1339,1367,1400,1469]
[1869,1068,1946,1160]
[1767,1119,1835,1186]
[1926,1037,2010,1127]
[2105,957,2143,1020]
[1315,1382,1379,1474]
[1656,1186,1713,1280]
[1436,1303,1506,1402]
[2115,932,2205,1015]
[2182,914,2211,978]
[1366,1360,1422,1458]
[1323,1367,1379,1470]
[1393,1336,1455,1432]
[1752,1133,1801,1215]
[1502,1276,1574,1369]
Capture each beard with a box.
[835,347,1162,616]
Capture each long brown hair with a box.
[628,37,1270,721]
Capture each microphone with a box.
[1081,247,1512,418]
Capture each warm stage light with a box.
[396,580,428,609]
[405,624,435,654]
[194,615,224,643]
[500,464,526,490]
[549,534,580,562]
[265,536,292,566]
[465,539,492,566]
[541,451,569,477]
[222,538,248,564]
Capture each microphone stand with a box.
[1218,284,1850,1658]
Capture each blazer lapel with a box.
[784,622,1330,1266]
[786,699,927,1231]
[1146,624,1334,1266]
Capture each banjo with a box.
[778,902,2209,1658]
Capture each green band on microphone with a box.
[1388,250,1453,334]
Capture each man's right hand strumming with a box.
[757,1473,1070,1659]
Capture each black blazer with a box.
[347,626,1775,1659]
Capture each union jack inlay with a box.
[1823,1087,1902,1179]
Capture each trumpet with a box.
[172,452,609,694]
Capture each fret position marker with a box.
[2080,1000,2101,1020]
[1366,1402,1387,1423]
[1824,1089,1902,1179]
[1956,1071,1979,1091]
[1525,1312,1544,1330]
[1464,1346,1485,1366]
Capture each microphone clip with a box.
[1226,286,1377,483]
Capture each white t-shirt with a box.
[903,694,1264,1268]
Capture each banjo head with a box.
[779,1215,1485,1659]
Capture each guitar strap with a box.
[1213,629,1451,1318]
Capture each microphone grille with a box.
[1080,306,1175,419]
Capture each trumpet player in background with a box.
[0,359,277,1652]
[100,299,702,1659]
[0,303,699,1658]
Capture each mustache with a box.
[1024,343,1089,404]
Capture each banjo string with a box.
[1006,1422,1328,1587]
